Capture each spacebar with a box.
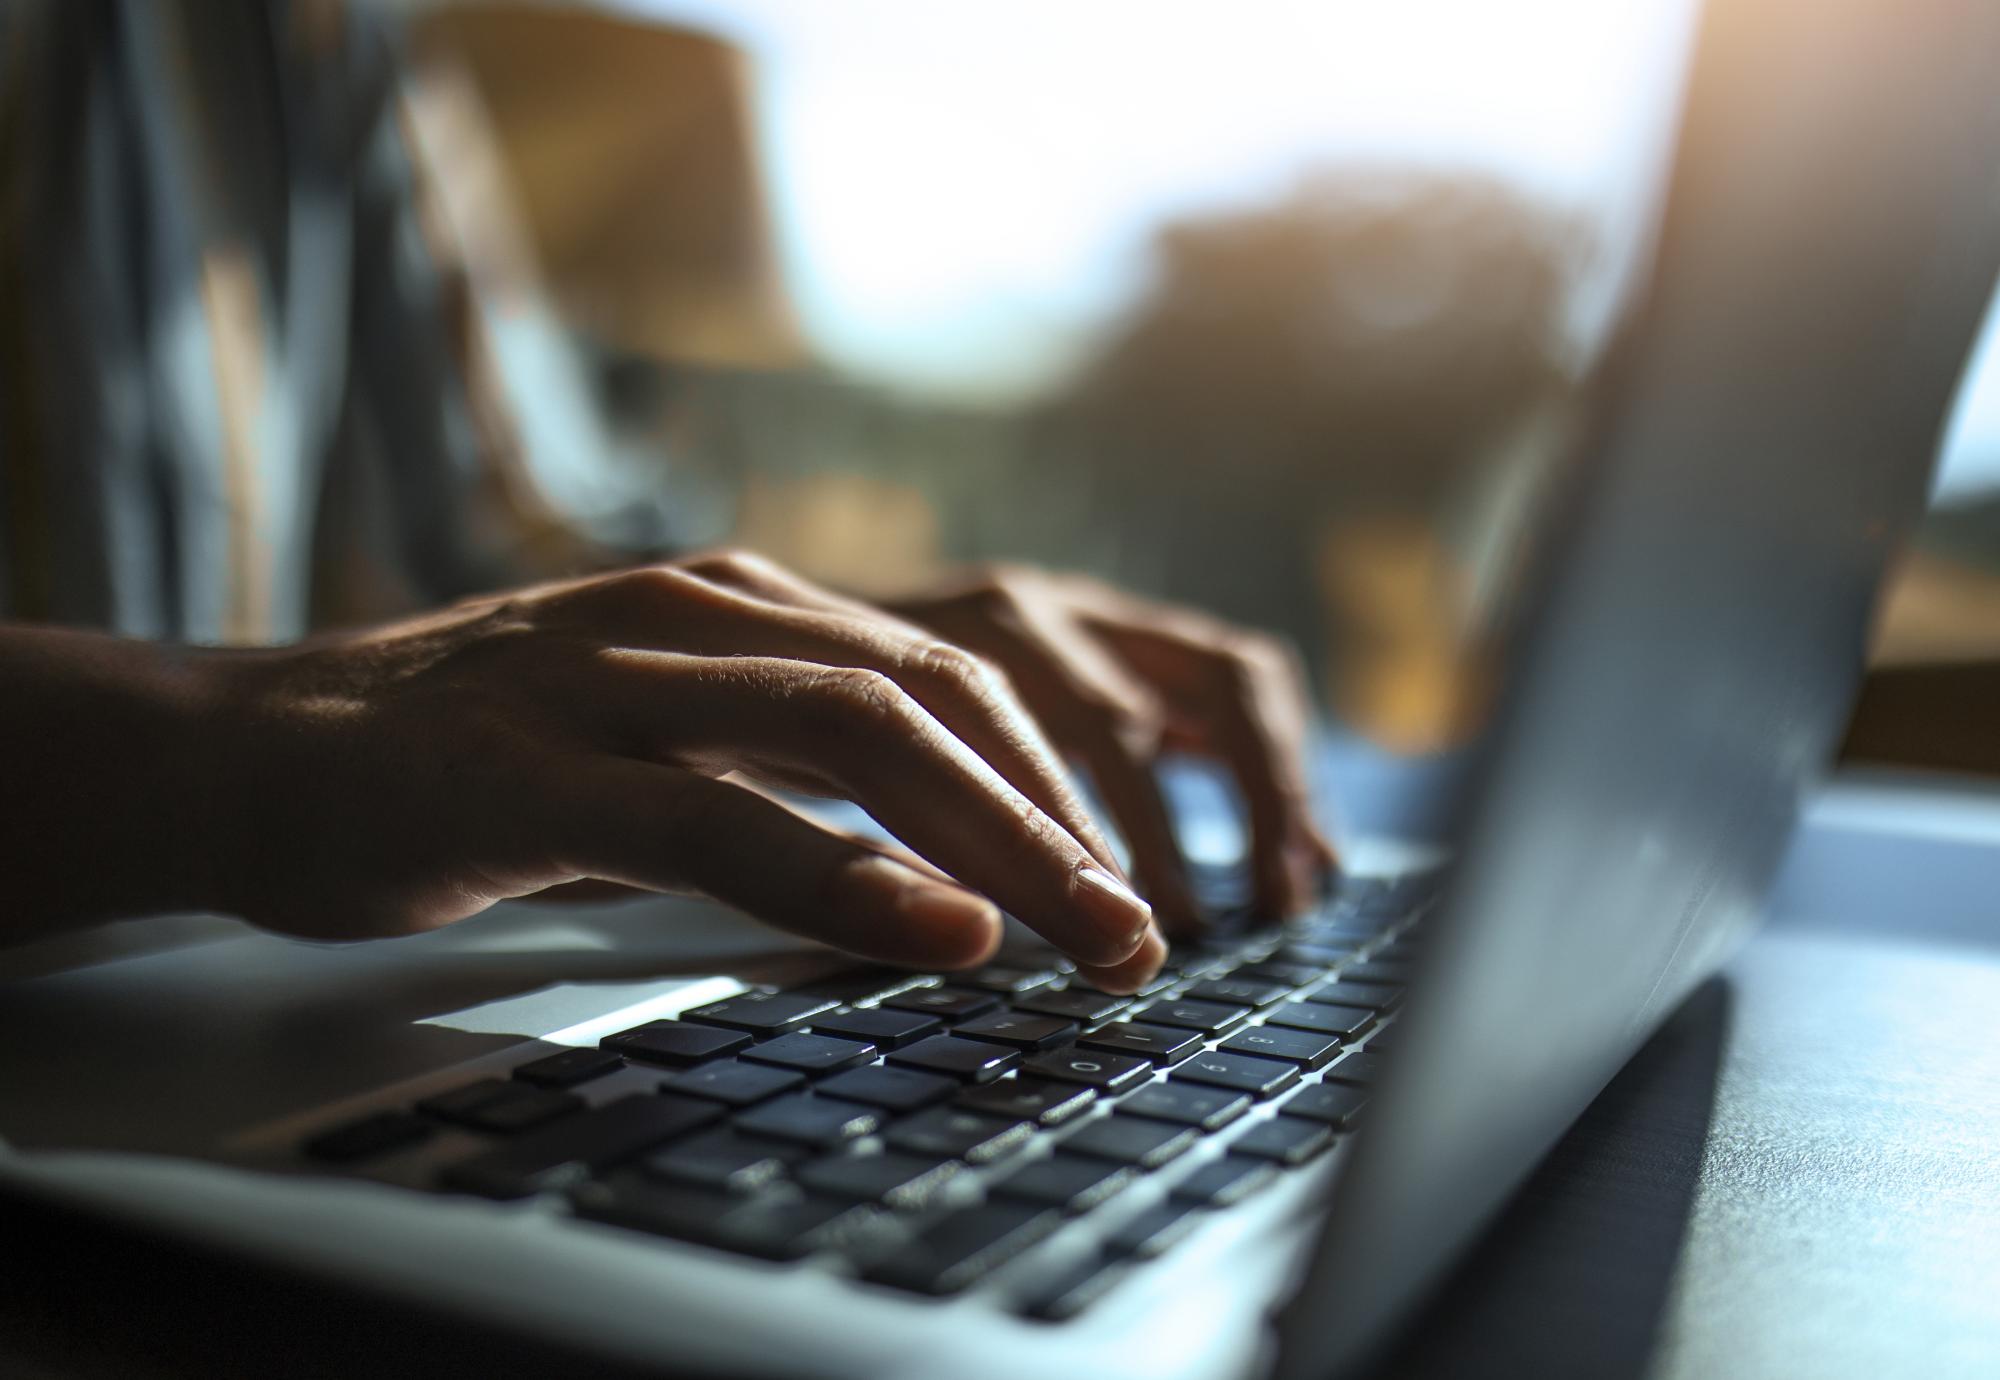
[440,1094,721,1200]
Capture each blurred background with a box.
[368,0,2000,759]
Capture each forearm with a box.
[0,626,225,941]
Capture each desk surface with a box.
[1374,775,2000,1380]
[1660,928,2000,1380]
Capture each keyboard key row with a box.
[809,1007,944,1050]
[861,1201,1061,1295]
[572,1177,878,1262]
[683,991,843,1037]
[444,1094,723,1199]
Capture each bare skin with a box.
[0,551,1333,993]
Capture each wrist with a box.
[0,628,244,936]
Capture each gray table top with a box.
[1376,773,2000,1380]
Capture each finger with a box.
[555,762,1006,970]
[1073,730,1203,936]
[678,547,894,625]
[716,771,961,885]
[1174,636,1325,916]
[588,651,1159,970]
[1075,594,1333,917]
[553,564,1130,883]
[1070,917,1170,997]
[961,609,1206,936]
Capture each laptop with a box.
[4,0,1998,1375]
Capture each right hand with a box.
[195,551,1166,990]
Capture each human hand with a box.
[888,566,1336,935]
[198,551,1165,990]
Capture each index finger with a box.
[591,651,1162,971]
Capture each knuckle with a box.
[1108,699,1168,756]
[610,563,710,609]
[1214,629,1292,693]
[1011,790,1061,855]
[910,640,1007,698]
[966,568,1034,619]
[685,546,775,583]
[813,665,913,725]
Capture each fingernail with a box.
[1075,866,1152,959]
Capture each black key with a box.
[1077,1022,1204,1066]
[572,1179,875,1261]
[740,1032,878,1076]
[1277,942,1362,968]
[1218,1025,1343,1069]
[417,1079,581,1134]
[951,1010,1079,1052]
[862,1201,1061,1295]
[1302,980,1400,1012]
[880,987,1004,1021]
[1021,1046,1154,1093]
[601,1020,751,1068]
[1369,941,1421,964]
[1164,948,1234,980]
[1361,1031,1394,1056]
[964,965,1061,996]
[1322,1053,1383,1085]
[1264,1001,1374,1040]
[1119,1082,1250,1133]
[1185,977,1289,1008]
[1279,1082,1369,1129]
[1134,999,1253,1035]
[1171,1155,1277,1207]
[1340,961,1411,985]
[442,1094,722,1198]
[1074,967,1175,1000]
[810,1007,944,1051]
[1021,1256,1129,1322]
[1234,960,1326,988]
[885,1034,1019,1083]
[955,1077,1096,1127]
[993,1153,1136,1214]
[642,1129,805,1193]
[785,967,928,1006]
[1320,979,1404,1010]
[1013,988,1131,1025]
[304,1110,432,1164]
[817,1064,958,1113]
[514,1046,625,1090]
[1062,1115,1198,1169]
[658,1059,806,1107]
[708,1191,888,1260]
[682,991,841,1037]
[796,1152,963,1210]
[1232,1116,1334,1166]
[1106,1200,1201,1259]
[1173,1052,1300,1100]
[458,1086,585,1134]
[733,1093,880,1149]
[883,1106,1034,1163]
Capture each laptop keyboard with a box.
[301,870,1433,1319]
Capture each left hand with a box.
[885,566,1337,935]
